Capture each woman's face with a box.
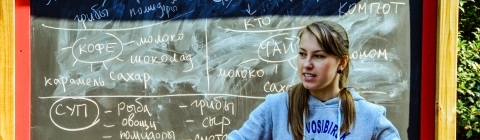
[297,31,341,92]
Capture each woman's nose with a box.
[303,58,313,68]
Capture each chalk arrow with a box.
[246,4,257,15]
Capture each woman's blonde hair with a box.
[288,20,356,139]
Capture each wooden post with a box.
[0,0,15,140]
[436,0,458,139]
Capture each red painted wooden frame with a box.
[15,0,437,139]
[15,0,30,140]
[421,0,437,139]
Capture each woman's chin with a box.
[302,83,317,90]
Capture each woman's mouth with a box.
[303,73,316,81]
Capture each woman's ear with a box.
[339,55,349,70]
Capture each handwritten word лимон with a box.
[190,96,235,115]
[44,76,105,92]
[339,2,406,16]
[109,72,151,89]
[120,130,175,140]
[350,49,388,60]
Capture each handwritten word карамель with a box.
[44,76,106,93]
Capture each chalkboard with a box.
[31,0,412,139]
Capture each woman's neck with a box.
[309,87,341,102]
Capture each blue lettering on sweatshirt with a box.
[323,120,329,133]
[317,120,323,133]
[305,119,349,139]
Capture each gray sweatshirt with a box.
[227,88,400,140]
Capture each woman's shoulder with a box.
[263,92,289,106]
[265,92,288,99]
[355,100,387,116]
[348,88,387,115]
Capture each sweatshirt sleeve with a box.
[227,96,273,140]
[374,106,401,140]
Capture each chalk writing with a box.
[350,49,388,60]
[245,3,257,15]
[49,98,100,131]
[63,33,124,71]
[117,98,153,116]
[213,0,234,8]
[109,72,151,89]
[244,17,270,30]
[120,130,175,140]
[263,81,294,93]
[73,4,109,23]
[44,76,105,92]
[135,33,184,46]
[258,33,299,63]
[190,97,235,115]
[339,1,406,16]
[130,53,192,65]
[216,68,265,79]
[121,113,157,131]
[67,34,123,63]
[202,116,231,134]
[77,42,116,54]
[195,134,228,140]
[45,0,58,5]
[129,2,178,19]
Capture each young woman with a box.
[227,20,400,140]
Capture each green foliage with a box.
[457,28,480,139]
[459,0,480,41]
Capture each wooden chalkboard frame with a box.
[15,0,31,140]
[14,0,441,139]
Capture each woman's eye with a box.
[314,55,324,59]
[298,52,306,57]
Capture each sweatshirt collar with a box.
[308,87,364,107]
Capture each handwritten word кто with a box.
[109,72,151,89]
[244,17,271,30]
